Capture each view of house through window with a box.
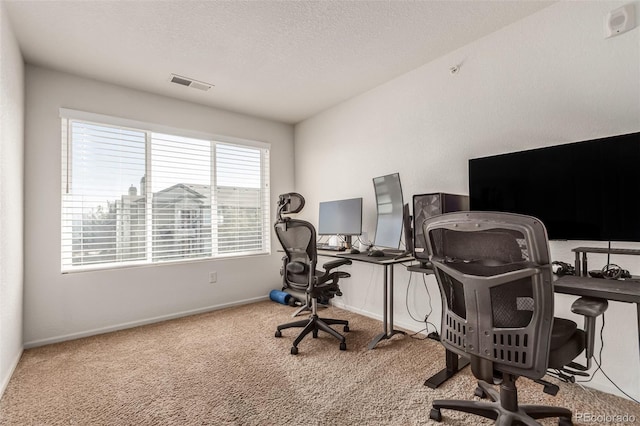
[61,116,270,271]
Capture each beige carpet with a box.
[1,301,638,425]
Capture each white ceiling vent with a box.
[169,74,213,91]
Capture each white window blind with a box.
[61,114,270,272]
[216,144,267,254]
[151,133,212,262]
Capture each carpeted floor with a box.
[1,301,638,425]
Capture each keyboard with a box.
[318,244,346,252]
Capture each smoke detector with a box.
[168,74,213,91]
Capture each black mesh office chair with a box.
[422,212,607,426]
[273,193,352,355]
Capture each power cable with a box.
[404,271,438,339]
[575,313,639,403]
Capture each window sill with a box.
[61,251,272,274]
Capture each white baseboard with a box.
[24,296,268,349]
[0,347,24,399]
[331,300,429,337]
[573,375,639,402]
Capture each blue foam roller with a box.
[269,289,291,305]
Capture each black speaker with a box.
[412,193,469,265]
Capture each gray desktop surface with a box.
[334,251,413,264]
[553,274,640,304]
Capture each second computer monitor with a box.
[373,173,404,249]
[318,197,363,245]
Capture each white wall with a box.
[23,66,294,347]
[0,1,25,396]
[295,1,640,400]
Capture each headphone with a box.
[552,261,575,276]
[601,264,631,280]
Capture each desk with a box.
[406,268,640,388]
[553,274,640,359]
[319,250,413,349]
[407,264,470,389]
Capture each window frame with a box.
[60,108,271,273]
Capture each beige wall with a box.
[23,66,294,347]
[0,1,25,396]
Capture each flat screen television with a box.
[318,197,363,245]
[373,173,404,249]
[469,131,640,242]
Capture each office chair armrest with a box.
[314,259,352,286]
[322,258,352,272]
[568,297,608,371]
[571,297,608,318]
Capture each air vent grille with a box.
[168,74,213,91]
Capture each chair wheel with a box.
[275,330,282,338]
[339,342,346,351]
[429,408,442,422]
[343,325,350,332]
[312,330,318,338]
[291,346,298,355]
[474,386,486,399]
[559,417,573,426]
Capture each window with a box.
[61,110,270,272]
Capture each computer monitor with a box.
[318,197,363,246]
[372,173,404,250]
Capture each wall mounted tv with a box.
[469,131,640,242]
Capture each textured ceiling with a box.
[5,1,554,124]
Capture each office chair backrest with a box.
[275,193,317,289]
[423,211,554,382]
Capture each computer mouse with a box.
[349,248,360,254]
[368,249,385,257]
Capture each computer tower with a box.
[412,193,469,266]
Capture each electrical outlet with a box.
[209,271,217,283]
